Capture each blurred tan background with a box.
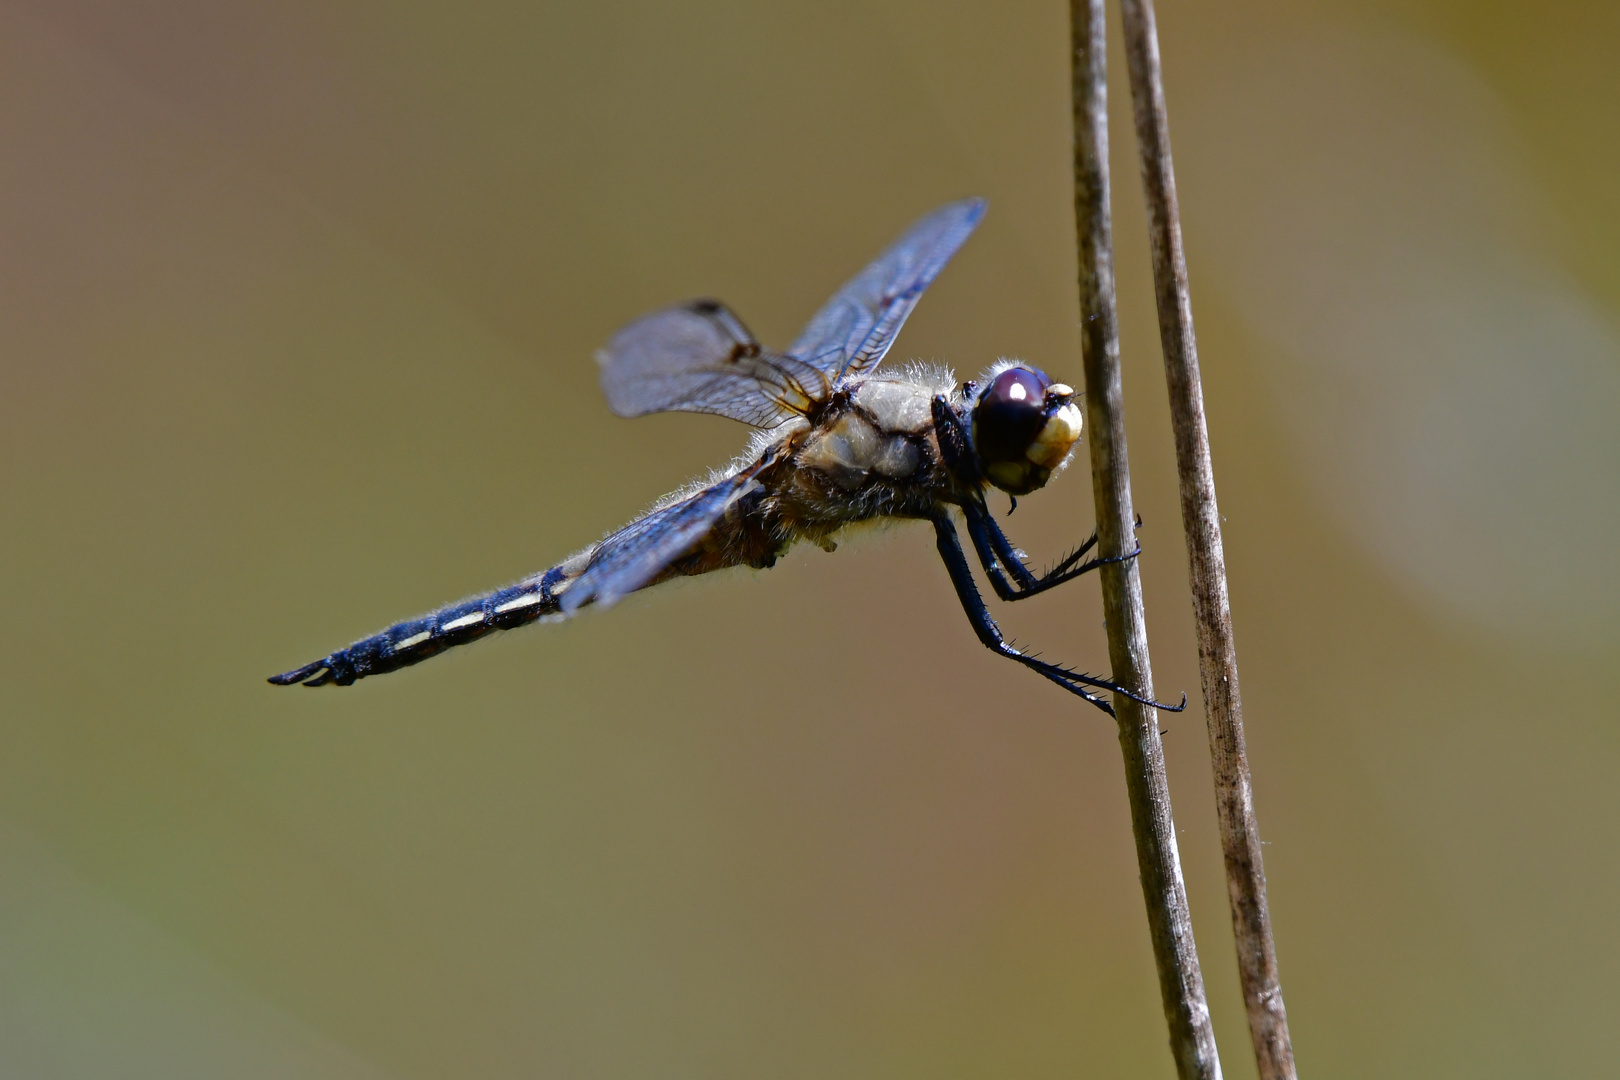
[2,0,1617,1076]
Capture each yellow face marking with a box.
[495,593,543,614]
[394,631,432,651]
[985,461,1029,491]
[442,612,485,631]
[1027,402,1083,469]
[1048,382,1074,398]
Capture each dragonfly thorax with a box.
[789,374,943,497]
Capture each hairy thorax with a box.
[662,374,960,581]
[778,375,952,522]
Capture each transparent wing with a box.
[598,300,829,428]
[560,465,762,614]
[787,198,986,381]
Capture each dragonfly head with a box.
[969,364,1083,495]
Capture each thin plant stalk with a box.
[1117,1,1298,1076]
[1070,2,1222,1077]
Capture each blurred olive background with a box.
[2,0,1617,1076]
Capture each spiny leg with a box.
[961,502,1139,603]
[930,391,1135,601]
[931,515,1185,716]
[964,502,1096,596]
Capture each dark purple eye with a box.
[973,366,1051,464]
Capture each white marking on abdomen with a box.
[394,631,431,651]
[495,593,543,613]
[441,612,485,631]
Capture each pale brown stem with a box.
[1116,1,1298,1077]
[1070,2,1221,1077]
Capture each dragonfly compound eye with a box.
[971,366,1082,495]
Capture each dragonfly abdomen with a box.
[269,566,570,687]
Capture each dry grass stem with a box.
[1117,1,1298,1076]
[1070,1,1222,1076]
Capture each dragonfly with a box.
[270,199,1183,716]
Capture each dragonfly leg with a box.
[929,395,1138,604]
[932,515,1185,717]
[961,503,1140,603]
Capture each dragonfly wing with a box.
[598,300,828,427]
[560,465,761,614]
[787,198,986,381]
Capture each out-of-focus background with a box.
[2,0,1616,1075]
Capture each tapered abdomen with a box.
[268,565,574,687]
[267,492,771,688]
